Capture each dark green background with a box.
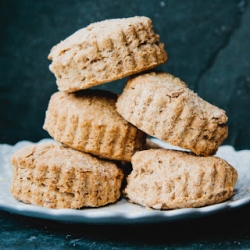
[1,0,250,150]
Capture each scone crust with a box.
[125,149,238,209]
[10,143,124,209]
[116,72,228,156]
[43,90,146,162]
[48,16,168,92]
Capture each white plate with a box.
[1,138,250,224]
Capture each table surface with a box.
[1,202,250,250]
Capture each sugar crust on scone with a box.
[48,16,168,92]
[124,149,238,210]
[116,72,228,156]
[43,90,146,162]
[10,143,124,209]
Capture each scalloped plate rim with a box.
[0,138,249,224]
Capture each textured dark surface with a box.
[1,0,250,249]
[1,204,250,250]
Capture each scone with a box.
[10,143,124,209]
[125,149,238,210]
[116,72,228,156]
[48,16,167,92]
[43,90,146,162]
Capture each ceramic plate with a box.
[0,138,250,224]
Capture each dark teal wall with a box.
[1,0,250,150]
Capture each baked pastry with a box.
[125,149,238,210]
[43,90,146,162]
[10,143,124,209]
[48,16,167,92]
[116,72,228,156]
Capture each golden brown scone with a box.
[43,90,146,162]
[48,16,167,92]
[125,149,238,210]
[116,72,228,156]
[10,143,124,209]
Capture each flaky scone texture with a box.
[125,149,238,210]
[116,72,228,156]
[10,143,124,209]
[48,16,167,92]
[43,90,146,162]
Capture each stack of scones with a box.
[10,16,238,210]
